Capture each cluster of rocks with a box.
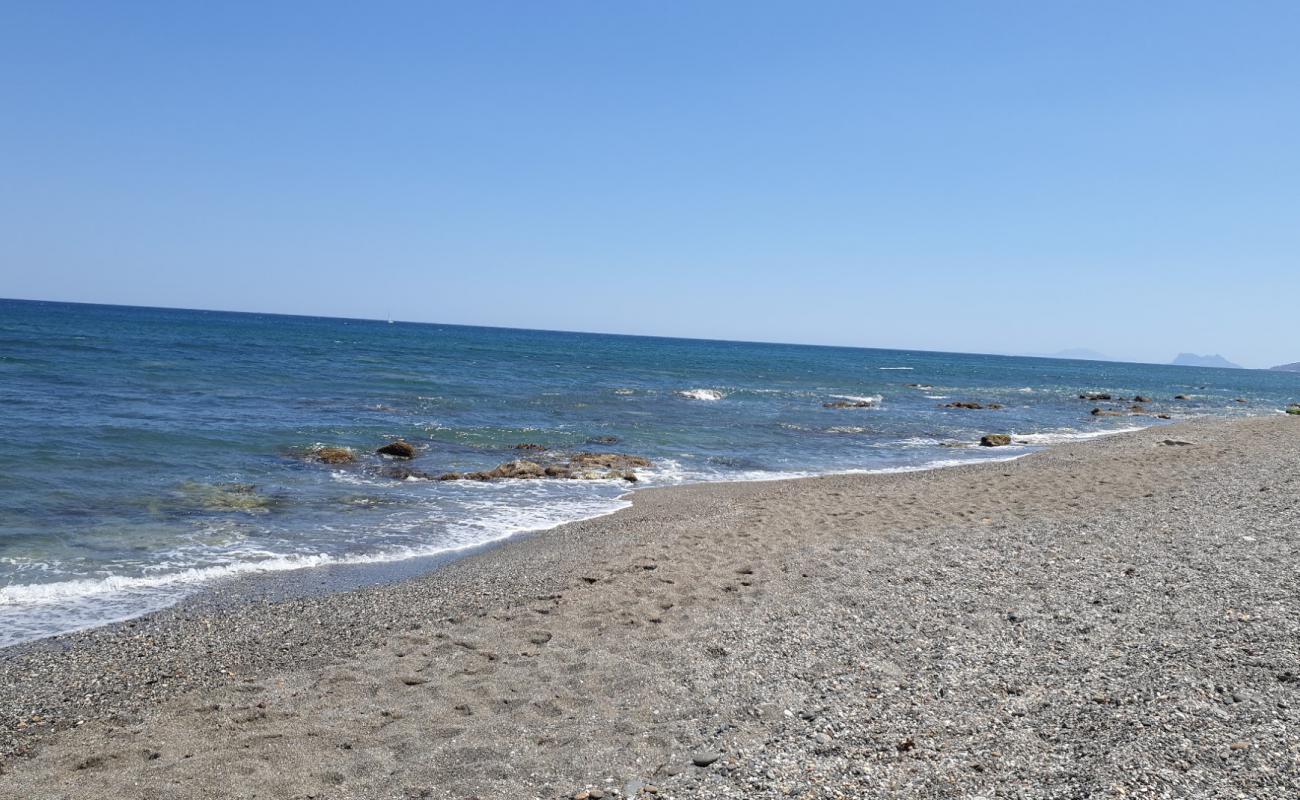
[309,440,417,464]
[437,452,650,483]
[308,439,650,483]
[943,401,1003,410]
[823,400,875,409]
[1090,405,1173,420]
[1079,393,1153,403]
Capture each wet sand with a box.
[2,415,1298,798]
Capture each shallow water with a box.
[2,298,1297,646]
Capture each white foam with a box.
[924,395,949,399]
[0,493,631,648]
[873,437,944,448]
[877,367,914,370]
[676,388,726,401]
[830,394,883,404]
[862,454,1026,474]
[641,449,1026,487]
[1009,425,1148,445]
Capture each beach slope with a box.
[2,416,1298,798]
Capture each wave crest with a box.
[676,388,726,401]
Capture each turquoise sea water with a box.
[2,298,1298,646]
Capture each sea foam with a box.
[676,388,726,401]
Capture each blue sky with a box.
[2,2,1297,367]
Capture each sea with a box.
[2,298,1297,647]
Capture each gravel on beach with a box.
[1,415,1298,798]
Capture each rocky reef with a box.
[437,452,651,483]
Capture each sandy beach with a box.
[2,415,1298,798]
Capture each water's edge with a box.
[3,439,1094,653]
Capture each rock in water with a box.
[1287,404,1300,416]
[438,452,652,482]
[1091,408,1125,417]
[570,452,653,470]
[980,434,1012,447]
[487,460,546,479]
[382,466,435,480]
[376,440,417,458]
[314,447,356,464]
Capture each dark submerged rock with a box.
[980,434,1012,447]
[382,466,435,481]
[1091,408,1125,417]
[376,440,417,458]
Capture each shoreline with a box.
[3,414,1297,798]
[1,440,1053,650]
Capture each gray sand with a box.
[2,415,1298,798]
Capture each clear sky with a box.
[2,2,1297,367]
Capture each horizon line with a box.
[0,294,1265,371]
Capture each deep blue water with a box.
[3,299,1298,646]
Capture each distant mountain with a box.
[1271,362,1300,373]
[1170,353,1242,369]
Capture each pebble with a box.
[691,751,721,767]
